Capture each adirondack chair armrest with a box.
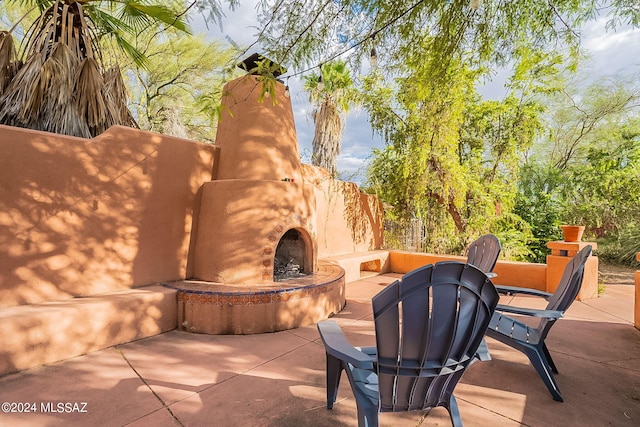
[495,285,553,299]
[495,304,564,319]
[317,320,375,370]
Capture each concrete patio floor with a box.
[1,272,639,427]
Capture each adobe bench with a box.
[0,285,176,377]
[322,250,390,283]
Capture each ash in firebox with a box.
[274,256,308,281]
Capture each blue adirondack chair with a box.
[486,245,593,401]
[466,234,501,277]
[317,261,499,427]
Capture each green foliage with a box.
[252,0,627,90]
[124,33,239,142]
[363,43,545,255]
[596,227,640,267]
[492,223,535,262]
[516,71,640,263]
[538,73,640,169]
[304,61,356,112]
[528,73,640,232]
[559,129,640,233]
[514,163,564,262]
[608,0,640,28]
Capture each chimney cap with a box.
[238,53,287,77]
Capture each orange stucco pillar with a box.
[634,253,640,330]
[546,241,598,300]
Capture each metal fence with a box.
[384,219,427,252]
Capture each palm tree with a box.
[303,60,356,176]
[0,0,188,138]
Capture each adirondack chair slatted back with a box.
[466,234,501,274]
[372,262,499,413]
[539,245,592,336]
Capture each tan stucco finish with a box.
[546,241,599,300]
[214,76,302,182]
[0,125,217,308]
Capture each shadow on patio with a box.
[0,272,639,426]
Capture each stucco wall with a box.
[302,164,384,258]
[389,251,548,291]
[1,122,384,307]
[0,125,217,308]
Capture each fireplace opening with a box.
[274,229,309,281]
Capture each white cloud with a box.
[194,1,263,48]
[580,17,640,75]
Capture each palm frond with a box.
[8,0,53,13]
[42,42,88,137]
[0,51,45,125]
[103,66,138,128]
[88,7,135,37]
[117,3,190,34]
[24,0,98,61]
[0,31,18,93]
[110,32,148,68]
[2,0,178,137]
[75,57,108,133]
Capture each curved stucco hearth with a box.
[166,261,345,334]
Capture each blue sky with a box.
[194,2,640,184]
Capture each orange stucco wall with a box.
[0,125,217,308]
[389,250,548,291]
[191,179,317,283]
[214,76,302,182]
[303,164,384,258]
[389,248,603,300]
[546,241,599,300]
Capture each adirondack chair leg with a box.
[542,342,559,374]
[447,395,463,427]
[526,346,564,402]
[357,402,379,427]
[326,353,343,409]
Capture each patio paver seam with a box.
[456,394,535,427]
[240,340,320,376]
[115,347,185,427]
[578,302,635,325]
[154,339,323,415]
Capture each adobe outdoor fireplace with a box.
[168,67,346,334]
[190,72,317,284]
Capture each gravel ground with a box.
[599,262,636,286]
